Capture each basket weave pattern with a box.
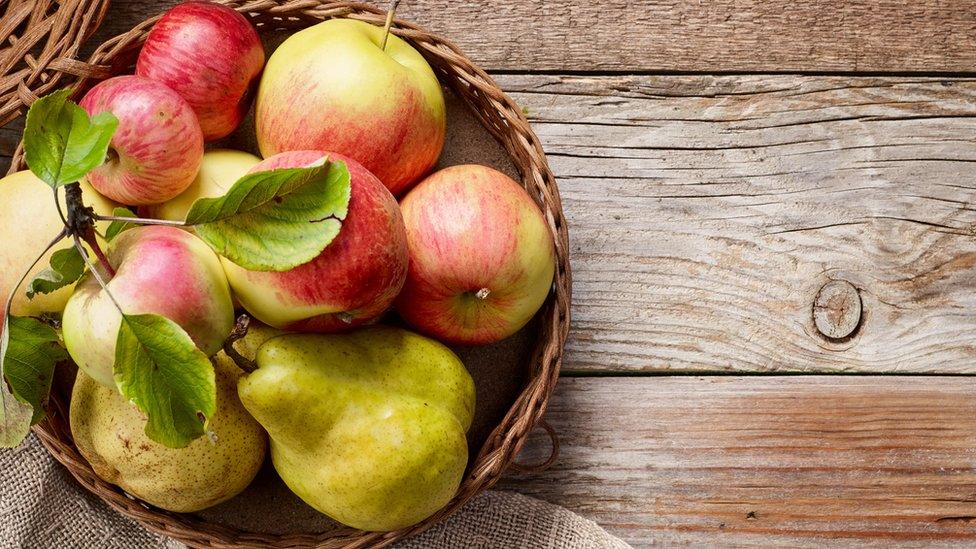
[9,2,571,547]
[0,0,110,127]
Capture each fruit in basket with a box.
[62,226,234,387]
[221,150,408,332]
[136,2,264,141]
[0,172,114,322]
[79,75,204,205]
[144,149,260,221]
[237,326,474,531]
[70,353,266,513]
[396,165,555,344]
[255,19,446,196]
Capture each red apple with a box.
[221,151,408,332]
[255,19,446,196]
[136,1,264,141]
[395,165,556,345]
[80,75,203,206]
[62,226,235,387]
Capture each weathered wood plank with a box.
[92,0,976,73]
[502,376,976,547]
[496,74,976,374]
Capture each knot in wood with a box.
[813,280,862,340]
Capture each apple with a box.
[80,75,204,206]
[395,165,556,345]
[255,19,446,196]
[0,172,115,324]
[143,149,260,221]
[136,2,264,141]
[62,226,234,387]
[221,150,408,332]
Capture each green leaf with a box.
[185,159,351,272]
[4,317,67,424]
[114,314,215,449]
[105,207,137,241]
[23,89,119,189]
[0,316,34,447]
[25,247,85,300]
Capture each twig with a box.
[93,214,186,227]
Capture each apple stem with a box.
[475,287,491,300]
[380,0,401,51]
[223,314,257,373]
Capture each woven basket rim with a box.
[18,2,573,547]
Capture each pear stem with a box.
[380,0,401,51]
[223,314,257,373]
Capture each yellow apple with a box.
[255,19,446,196]
[144,149,260,221]
[0,171,115,321]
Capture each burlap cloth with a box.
[0,434,628,548]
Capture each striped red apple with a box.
[220,151,409,332]
[396,165,556,345]
[136,1,264,141]
[79,75,203,206]
[62,226,235,387]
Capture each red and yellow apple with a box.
[395,165,555,345]
[255,19,445,196]
[143,149,260,221]
[62,226,235,387]
[80,75,204,206]
[0,172,115,325]
[136,2,264,141]
[220,150,408,332]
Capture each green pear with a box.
[70,348,267,513]
[237,326,475,531]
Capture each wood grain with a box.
[502,376,976,547]
[91,0,976,73]
[497,74,976,374]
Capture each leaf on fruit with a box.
[4,317,67,425]
[0,315,35,447]
[114,314,216,449]
[185,159,351,272]
[25,246,85,300]
[105,207,137,241]
[23,88,119,189]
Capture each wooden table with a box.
[7,1,976,547]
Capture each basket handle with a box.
[509,420,560,474]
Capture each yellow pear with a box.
[70,348,267,512]
[238,326,475,531]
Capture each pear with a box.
[70,346,267,513]
[237,326,475,532]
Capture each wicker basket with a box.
[7,1,571,547]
